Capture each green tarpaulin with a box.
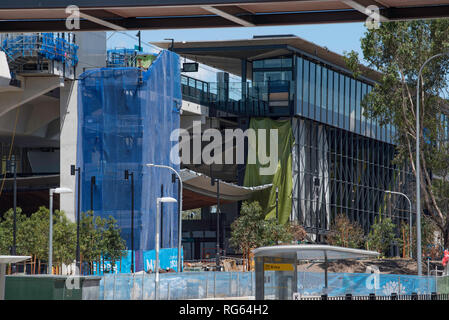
[243,118,294,224]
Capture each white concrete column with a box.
[59,80,78,222]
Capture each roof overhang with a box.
[1,1,449,32]
[153,36,382,82]
[253,244,380,261]
[181,168,271,210]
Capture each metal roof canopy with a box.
[180,168,272,210]
[152,35,382,82]
[1,1,449,32]
[0,255,31,264]
[0,255,31,300]
[253,245,379,299]
[253,244,380,261]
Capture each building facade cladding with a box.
[249,53,411,235]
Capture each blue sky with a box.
[108,22,367,57]
[107,23,369,81]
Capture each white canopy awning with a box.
[180,169,272,209]
[253,245,379,261]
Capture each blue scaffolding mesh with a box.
[1,33,78,67]
[77,50,181,271]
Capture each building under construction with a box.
[0,33,412,267]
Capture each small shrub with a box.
[326,214,365,249]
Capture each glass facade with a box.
[295,56,394,144]
[292,118,413,236]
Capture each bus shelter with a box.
[253,245,379,300]
[0,255,31,300]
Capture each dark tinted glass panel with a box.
[310,62,316,120]
[297,57,303,116]
[315,64,321,121]
[303,60,310,117]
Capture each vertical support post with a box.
[155,199,161,300]
[161,185,164,249]
[241,59,247,103]
[71,165,81,272]
[324,252,328,295]
[216,179,221,270]
[0,263,6,300]
[11,159,17,273]
[131,172,134,273]
[90,176,95,212]
[49,190,54,274]
[275,187,279,221]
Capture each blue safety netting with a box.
[1,33,78,67]
[77,50,181,272]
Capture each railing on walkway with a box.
[180,75,293,117]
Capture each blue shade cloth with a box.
[91,248,183,275]
[77,50,182,271]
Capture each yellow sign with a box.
[263,263,294,271]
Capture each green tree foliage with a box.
[230,201,303,268]
[344,20,449,248]
[101,216,127,269]
[0,206,127,274]
[366,217,399,257]
[0,208,26,255]
[326,214,365,249]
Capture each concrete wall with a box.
[74,31,106,77]
[59,32,106,221]
[59,80,78,222]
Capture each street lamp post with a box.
[155,196,177,300]
[124,170,135,273]
[146,164,183,273]
[211,178,221,270]
[7,159,17,272]
[385,190,413,259]
[90,176,95,212]
[49,187,72,274]
[70,165,81,271]
[416,52,449,275]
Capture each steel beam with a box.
[0,5,449,32]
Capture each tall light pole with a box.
[385,190,412,259]
[49,187,72,274]
[146,164,183,272]
[211,177,221,270]
[124,170,135,273]
[70,165,81,271]
[416,52,449,275]
[155,196,177,300]
[7,159,17,273]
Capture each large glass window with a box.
[350,78,356,132]
[322,67,328,123]
[315,64,321,121]
[309,62,316,120]
[292,55,393,144]
[356,81,362,134]
[344,76,350,131]
[303,60,310,118]
[333,72,339,127]
[297,57,303,115]
[327,70,333,124]
[339,74,345,129]
[361,83,368,136]
[253,71,292,82]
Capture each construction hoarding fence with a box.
[96,271,437,300]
